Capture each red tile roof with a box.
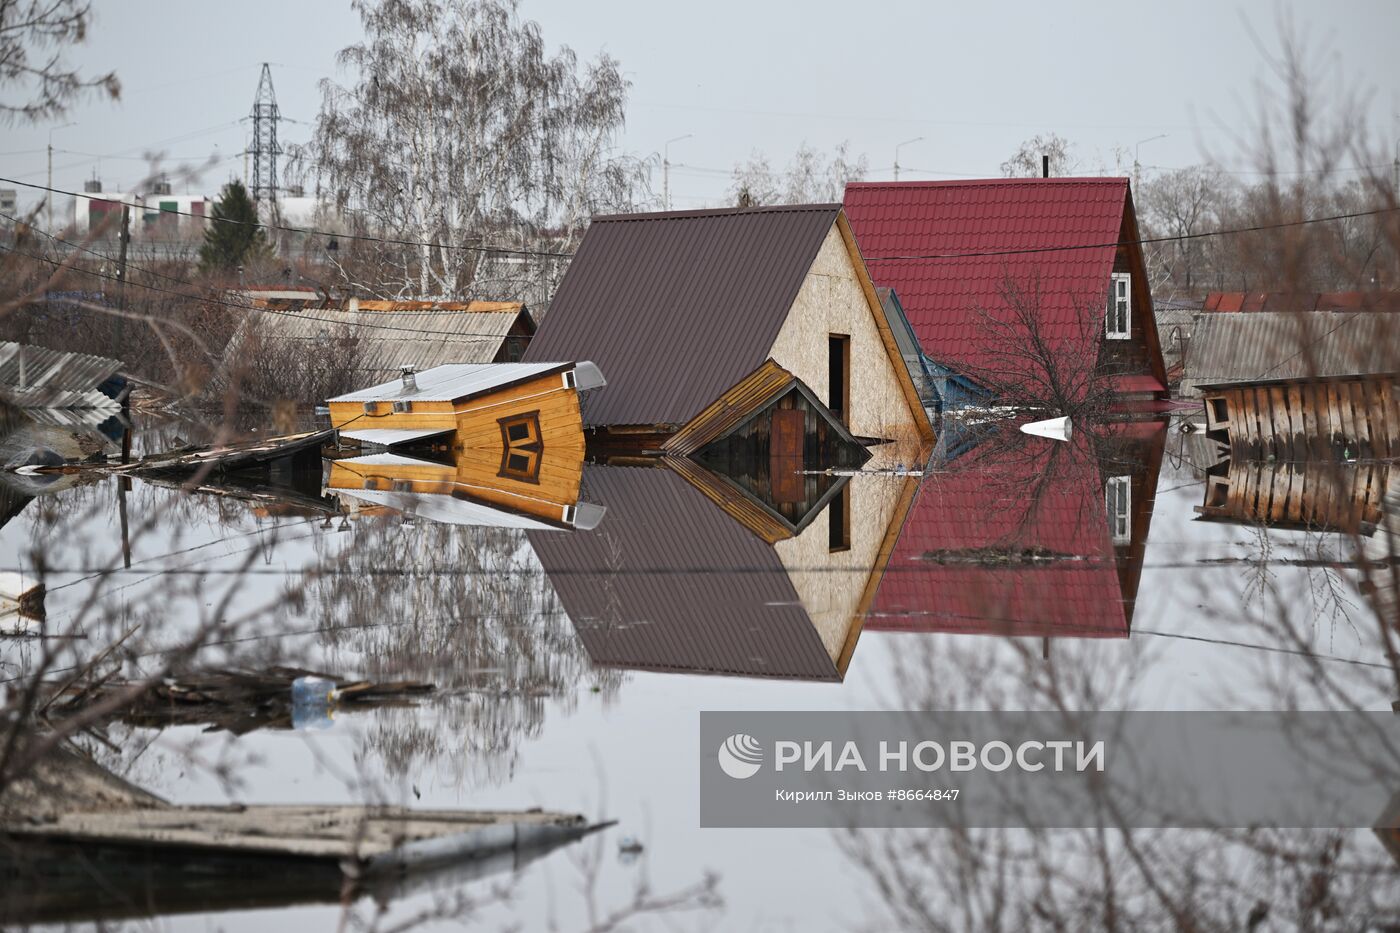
[869,430,1129,638]
[843,178,1131,382]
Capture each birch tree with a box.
[728,141,868,207]
[0,0,119,124]
[301,0,645,299]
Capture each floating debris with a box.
[42,667,434,735]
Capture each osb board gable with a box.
[772,468,920,673]
[767,218,934,454]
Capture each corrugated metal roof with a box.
[1182,312,1400,394]
[330,362,569,403]
[234,304,529,385]
[523,204,841,427]
[843,179,1160,390]
[528,462,839,680]
[0,342,122,409]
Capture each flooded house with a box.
[521,204,935,462]
[227,298,537,386]
[326,361,605,529]
[869,422,1166,639]
[528,459,919,680]
[843,178,1171,408]
[1195,374,1398,533]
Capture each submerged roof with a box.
[528,463,841,680]
[0,341,123,410]
[662,359,862,458]
[843,178,1131,379]
[330,362,573,403]
[523,204,841,427]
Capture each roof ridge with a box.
[846,177,1128,188]
[591,203,841,223]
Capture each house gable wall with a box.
[767,223,927,449]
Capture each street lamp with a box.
[1133,133,1168,190]
[663,134,693,210]
[894,137,925,182]
[47,121,77,233]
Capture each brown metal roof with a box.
[524,204,841,427]
[527,462,840,681]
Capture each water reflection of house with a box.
[1196,375,1398,533]
[843,178,1170,405]
[522,204,933,457]
[870,423,1166,638]
[528,461,919,680]
[327,361,604,527]
[327,450,603,530]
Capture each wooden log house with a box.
[326,361,605,529]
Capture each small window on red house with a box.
[1107,273,1131,339]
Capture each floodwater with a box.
[1,411,1396,930]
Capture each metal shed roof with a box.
[0,341,123,410]
[234,304,530,385]
[523,204,841,427]
[1182,312,1400,394]
[330,362,571,403]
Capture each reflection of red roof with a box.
[843,178,1130,379]
[870,433,1128,637]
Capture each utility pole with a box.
[894,137,924,182]
[663,134,692,211]
[1134,133,1168,191]
[116,204,131,317]
[46,122,77,233]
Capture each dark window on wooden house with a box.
[498,410,543,483]
[828,484,851,553]
[828,334,850,424]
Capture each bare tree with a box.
[1000,132,1080,178]
[1139,166,1232,295]
[297,0,646,300]
[0,0,119,123]
[728,140,869,206]
[960,271,1119,418]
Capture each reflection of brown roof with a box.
[523,204,841,427]
[528,463,840,681]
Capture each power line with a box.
[0,175,574,259]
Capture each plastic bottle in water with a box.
[291,675,338,730]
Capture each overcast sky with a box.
[3,0,1398,212]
